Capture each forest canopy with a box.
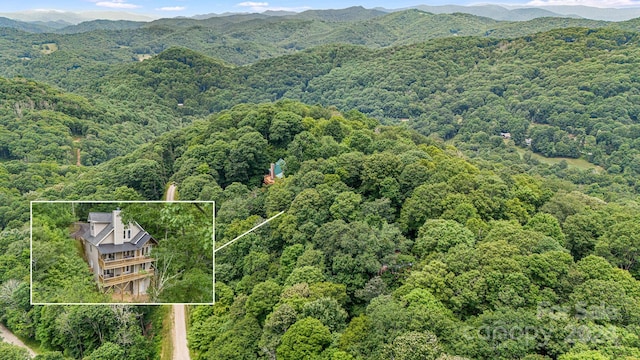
[0,8,639,359]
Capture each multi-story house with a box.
[76,209,157,298]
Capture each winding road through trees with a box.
[0,323,36,358]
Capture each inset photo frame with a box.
[31,201,214,305]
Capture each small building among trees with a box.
[264,158,286,185]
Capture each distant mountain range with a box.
[0,17,63,33]
[191,5,640,22]
[505,5,640,22]
[386,4,577,21]
[381,4,640,22]
[0,4,639,35]
[0,10,154,25]
[193,6,387,22]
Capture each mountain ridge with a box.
[1,4,640,34]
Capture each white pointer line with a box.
[214,211,285,253]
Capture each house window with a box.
[125,265,131,273]
[123,230,126,239]
[128,229,131,238]
[103,269,114,278]
[141,263,146,270]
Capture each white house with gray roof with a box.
[76,209,157,297]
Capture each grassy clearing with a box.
[514,147,604,173]
[34,43,58,55]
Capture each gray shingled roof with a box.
[79,210,158,254]
[97,232,156,254]
[131,230,146,245]
[88,212,112,222]
[82,223,114,246]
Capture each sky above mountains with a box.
[6,0,640,18]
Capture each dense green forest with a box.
[4,26,640,185]
[0,9,639,88]
[1,7,640,360]
[90,28,640,179]
[166,102,640,360]
[2,97,639,358]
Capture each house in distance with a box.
[264,158,286,185]
[76,209,157,299]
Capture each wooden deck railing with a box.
[99,256,154,270]
[99,269,154,286]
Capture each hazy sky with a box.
[5,0,640,17]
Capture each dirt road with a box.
[166,184,177,202]
[0,323,36,358]
[172,304,190,360]
[165,183,190,360]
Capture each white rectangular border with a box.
[30,200,215,306]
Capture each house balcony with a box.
[99,269,155,286]
[99,255,155,270]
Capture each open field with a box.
[34,43,58,54]
[514,146,605,173]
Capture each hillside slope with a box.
[0,9,637,91]
[61,100,640,360]
[80,28,640,177]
